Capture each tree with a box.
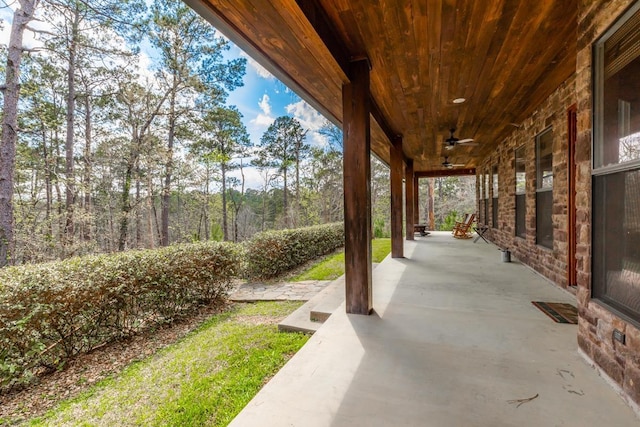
[148,0,245,246]
[256,116,307,227]
[191,105,249,241]
[0,0,40,266]
[38,0,146,254]
[113,81,167,251]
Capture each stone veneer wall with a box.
[574,0,640,407]
[477,76,576,288]
[477,0,640,408]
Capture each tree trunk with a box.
[283,168,288,227]
[428,178,435,230]
[82,95,92,242]
[234,164,245,242]
[135,160,142,248]
[118,160,133,251]
[63,8,80,251]
[161,88,176,246]
[203,164,210,241]
[0,0,38,266]
[221,162,228,241]
[295,151,300,227]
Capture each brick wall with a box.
[478,76,576,288]
[478,0,640,408]
[574,0,640,407]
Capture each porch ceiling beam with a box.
[183,0,342,127]
[415,168,477,178]
[296,0,402,149]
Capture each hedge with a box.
[0,241,240,392]
[244,222,344,279]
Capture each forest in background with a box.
[0,0,475,266]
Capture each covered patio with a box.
[231,233,638,426]
[185,0,640,417]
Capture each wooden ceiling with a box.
[185,0,577,173]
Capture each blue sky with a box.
[0,5,331,189]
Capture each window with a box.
[515,146,526,238]
[594,2,640,170]
[492,164,499,228]
[478,173,484,223]
[484,171,489,225]
[593,2,640,322]
[536,128,553,249]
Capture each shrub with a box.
[0,241,240,392]
[244,223,344,280]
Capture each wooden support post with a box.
[405,159,415,240]
[342,59,372,315]
[390,137,404,257]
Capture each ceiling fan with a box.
[444,128,478,150]
[442,156,465,169]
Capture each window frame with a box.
[535,128,554,249]
[592,2,640,324]
[593,0,640,175]
[492,164,499,228]
[515,145,526,238]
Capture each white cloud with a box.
[250,94,274,128]
[285,99,324,131]
[0,6,46,50]
[258,94,271,115]
[240,51,274,80]
[285,100,329,147]
[228,166,265,191]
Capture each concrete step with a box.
[278,276,345,334]
[309,276,345,323]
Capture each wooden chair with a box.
[452,213,476,239]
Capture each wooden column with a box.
[342,59,372,315]
[405,159,415,240]
[390,137,404,257]
[413,175,420,224]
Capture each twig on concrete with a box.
[507,393,539,408]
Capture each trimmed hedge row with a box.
[244,222,344,279]
[0,241,240,392]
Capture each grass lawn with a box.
[27,302,308,427]
[293,238,391,281]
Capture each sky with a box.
[0,4,332,190]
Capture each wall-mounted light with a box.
[452,98,466,104]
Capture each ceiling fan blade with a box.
[458,142,478,146]
[457,138,474,143]
[444,145,455,150]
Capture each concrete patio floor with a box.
[230,231,640,426]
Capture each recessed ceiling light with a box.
[452,98,466,104]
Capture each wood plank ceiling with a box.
[186,0,577,173]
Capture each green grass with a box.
[27,302,308,427]
[293,238,391,281]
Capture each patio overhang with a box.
[184,0,578,313]
[184,0,577,172]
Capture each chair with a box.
[452,213,476,239]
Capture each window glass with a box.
[492,164,498,197]
[536,129,553,249]
[594,4,640,169]
[536,129,553,189]
[593,3,640,322]
[484,172,490,199]
[515,146,526,195]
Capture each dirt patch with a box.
[0,301,228,425]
